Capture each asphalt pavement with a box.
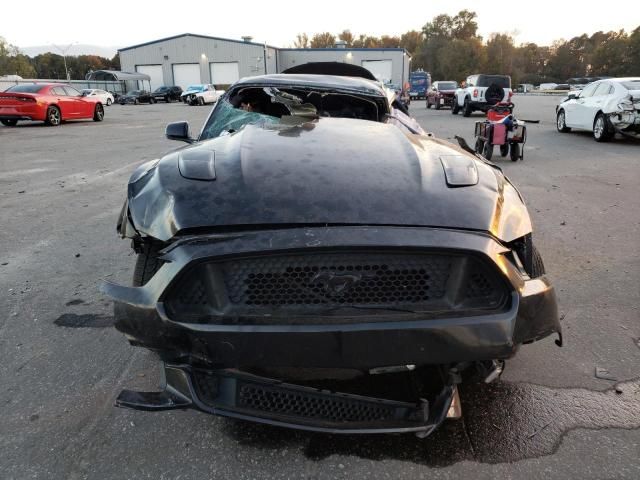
[1,96,638,479]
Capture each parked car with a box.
[81,88,114,106]
[180,84,225,105]
[152,86,183,103]
[0,83,104,126]
[556,77,640,141]
[426,81,458,109]
[453,75,512,117]
[103,63,560,437]
[119,90,155,105]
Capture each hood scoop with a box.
[178,149,216,181]
[439,155,479,187]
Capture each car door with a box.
[49,86,75,119]
[569,82,599,129]
[63,86,90,117]
[583,82,613,129]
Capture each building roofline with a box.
[119,33,278,52]
[278,47,409,54]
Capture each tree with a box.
[484,33,516,77]
[0,37,36,77]
[294,33,309,48]
[399,31,423,56]
[310,32,336,48]
[628,26,640,75]
[338,30,354,47]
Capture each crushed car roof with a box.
[233,74,387,96]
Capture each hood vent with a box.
[178,149,216,181]
[439,155,479,187]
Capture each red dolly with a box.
[474,102,527,161]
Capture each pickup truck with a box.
[453,74,512,117]
[181,84,225,106]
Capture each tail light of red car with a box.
[16,96,37,103]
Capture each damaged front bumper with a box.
[102,226,561,433]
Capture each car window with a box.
[477,75,511,88]
[593,83,611,96]
[579,83,598,98]
[6,84,46,93]
[63,86,82,97]
[438,82,457,90]
[51,87,66,96]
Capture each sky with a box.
[3,0,639,54]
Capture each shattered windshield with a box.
[186,85,204,92]
[201,99,280,139]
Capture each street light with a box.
[51,42,76,80]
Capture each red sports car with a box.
[0,83,104,127]
[426,81,458,110]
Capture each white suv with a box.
[453,75,512,117]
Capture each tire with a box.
[132,242,164,286]
[1,119,18,126]
[197,96,205,106]
[106,98,112,106]
[463,97,472,117]
[45,105,61,126]
[510,143,520,162]
[452,99,460,114]
[531,245,546,278]
[482,141,493,160]
[134,99,139,105]
[93,103,104,121]
[593,113,612,142]
[500,144,509,157]
[474,138,484,154]
[556,109,571,132]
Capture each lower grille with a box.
[192,370,422,426]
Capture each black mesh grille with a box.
[236,382,396,423]
[222,252,452,308]
[177,279,207,306]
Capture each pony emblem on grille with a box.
[310,271,371,294]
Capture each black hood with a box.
[126,118,531,242]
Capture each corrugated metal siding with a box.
[120,35,268,86]
[120,36,408,87]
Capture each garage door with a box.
[135,65,163,91]
[210,62,240,86]
[172,64,201,90]
[362,60,393,84]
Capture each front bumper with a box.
[115,363,456,434]
[102,227,561,369]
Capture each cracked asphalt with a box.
[1,95,639,479]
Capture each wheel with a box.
[593,113,613,142]
[45,105,61,126]
[452,99,460,114]
[500,144,509,157]
[134,99,139,105]
[556,109,571,132]
[165,96,169,103]
[531,245,545,278]
[106,98,112,106]
[474,138,484,154]
[197,96,205,106]
[132,242,164,286]
[510,143,520,162]
[482,141,493,160]
[1,119,18,127]
[93,103,104,122]
[463,97,472,117]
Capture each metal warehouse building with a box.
[118,33,410,91]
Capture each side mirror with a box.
[166,121,194,143]
[568,92,579,100]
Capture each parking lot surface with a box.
[1,97,639,479]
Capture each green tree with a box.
[0,37,36,77]
[399,30,423,56]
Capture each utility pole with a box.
[52,42,76,80]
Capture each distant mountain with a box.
[18,44,119,59]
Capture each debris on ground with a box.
[594,367,617,381]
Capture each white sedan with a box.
[82,89,115,106]
[555,77,640,141]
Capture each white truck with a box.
[452,75,512,117]
[181,84,225,106]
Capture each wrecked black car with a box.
[102,63,561,436]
